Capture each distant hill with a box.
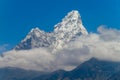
[1,58,120,80]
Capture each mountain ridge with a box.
[14,10,88,51]
[1,58,120,80]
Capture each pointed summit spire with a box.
[63,10,81,21]
[52,10,88,51]
[54,10,88,35]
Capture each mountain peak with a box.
[22,27,44,43]
[30,27,41,33]
[14,10,88,50]
[70,10,79,13]
[62,10,81,22]
[14,27,51,50]
[65,10,80,19]
[52,10,88,50]
[29,27,41,33]
[54,10,87,34]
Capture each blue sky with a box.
[0,0,120,51]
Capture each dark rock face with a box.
[0,58,120,80]
[62,58,120,80]
[31,58,120,80]
[108,71,120,80]
[0,67,47,80]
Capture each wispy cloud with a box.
[0,44,9,53]
[0,26,120,72]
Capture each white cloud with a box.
[0,48,55,71]
[0,26,120,72]
[98,25,120,41]
[0,44,9,53]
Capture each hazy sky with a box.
[0,0,120,49]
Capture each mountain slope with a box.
[14,27,53,50]
[32,58,120,80]
[108,71,120,80]
[14,10,88,51]
[0,58,120,80]
[64,58,120,80]
[0,67,47,80]
[53,10,88,50]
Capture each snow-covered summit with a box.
[53,10,88,50]
[14,27,52,50]
[14,10,88,51]
[54,10,88,35]
[22,27,44,42]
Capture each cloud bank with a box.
[0,26,120,71]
